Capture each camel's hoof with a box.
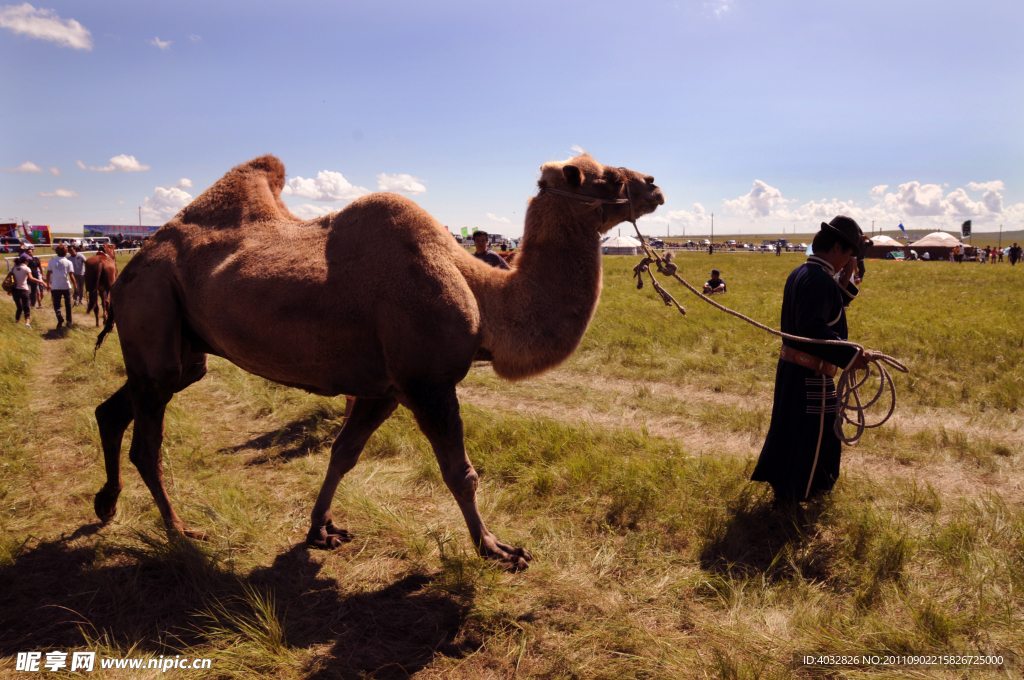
[325,520,353,540]
[307,524,353,550]
[94,488,120,524]
[483,541,533,572]
[182,529,210,542]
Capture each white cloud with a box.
[704,0,730,17]
[290,203,337,220]
[4,161,43,173]
[638,203,708,228]
[37,188,78,198]
[0,3,92,50]
[188,33,201,42]
[967,181,1005,193]
[49,166,60,176]
[172,178,192,189]
[141,186,192,222]
[486,212,511,224]
[982,188,1003,213]
[943,188,985,217]
[149,36,171,50]
[77,154,151,172]
[377,173,426,194]
[870,185,888,199]
[882,181,945,216]
[282,170,369,202]
[723,180,785,218]
[114,199,125,205]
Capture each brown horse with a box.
[85,244,118,327]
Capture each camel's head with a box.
[537,153,665,233]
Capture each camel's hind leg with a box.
[308,395,399,549]
[405,384,532,571]
[94,383,134,523]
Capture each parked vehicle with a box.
[1,237,30,253]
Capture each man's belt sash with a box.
[779,345,839,377]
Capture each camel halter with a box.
[540,177,909,446]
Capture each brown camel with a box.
[93,153,664,570]
[85,244,118,327]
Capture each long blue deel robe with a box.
[750,255,860,501]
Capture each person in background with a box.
[68,245,87,306]
[703,269,726,294]
[472,231,511,270]
[21,245,44,309]
[1009,243,1021,266]
[9,256,48,327]
[46,244,76,329]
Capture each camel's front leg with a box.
[308,395,398,549]
[406,384,532,571]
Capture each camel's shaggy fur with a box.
[93,153,664,569]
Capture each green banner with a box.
[461,227,468,238]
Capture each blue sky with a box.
[2,0,1022,237]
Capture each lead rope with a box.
[544,179,909,446]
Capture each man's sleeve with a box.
[490,253,511,270]
[839,280,858,306]
[792,275,859,367]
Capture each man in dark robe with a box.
[751,216,869,504]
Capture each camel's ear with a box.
[562,164,584,189]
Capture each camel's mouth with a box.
[634,187,665,216]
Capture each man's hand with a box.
[839,256,857,286]
[848,353,869,372]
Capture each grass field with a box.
[1,252,1022,679]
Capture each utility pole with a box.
[998,224,1002,249]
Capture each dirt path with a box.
[458,367,1024,504]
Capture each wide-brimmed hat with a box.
[819,215,864,250]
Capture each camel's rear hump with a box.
[172,155,301,229]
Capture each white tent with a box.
[870,234,903,247]
[603,235,641,255]
[909,231,966,248]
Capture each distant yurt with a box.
[908,231,970,260]
[871,235,903,247]
[603,235,641,255]
[865,234,906,258]
[910,232,966,248]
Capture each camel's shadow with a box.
[698,494,832,582]
[219,408,348,466]
[0,530,473,678]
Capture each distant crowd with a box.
[3,243,99,330]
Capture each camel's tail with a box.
[94,301,115,356]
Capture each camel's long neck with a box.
[479,196,604,380]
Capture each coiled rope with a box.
[542,179,910,445]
